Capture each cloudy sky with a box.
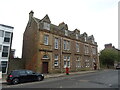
[0,0,119,58]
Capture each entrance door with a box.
[42,62,48,73]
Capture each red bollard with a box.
[66,67,69,75]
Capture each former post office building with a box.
[22,11,99,73]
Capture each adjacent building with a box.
[22,11,99,73]
[104,43,120,66]
[0,24,14,73]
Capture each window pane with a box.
[68,61,70,67]
[92,48,96,55]
[54,61,58,66]
[67,41,70,50]
[1,61,7,67]
[64,61,67,68]
[1,61,7,73]
[64,56,67,60]
[54,54,58,67]
[55,38,58,49]
[67,56,70,61]
[2,46,9,57]
[63,40,66,50]
[44,35,49,45]
[2,52,8,57]
[4,37,10,43]
[65,30,68,36]
[76,43,79,52]
[0,30,4,37]
[5,32,11,37]
[85,37,87,42]
[2,67,6,73]
[76,34,78,39]
[44,22,50,30]
[92,39,94,44]
[54,54,58,60]
[3,46,9,52]
[85,45,89,54]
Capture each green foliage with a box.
[118,51,120,62]
[99,49,119,68]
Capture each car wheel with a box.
[37,76,42,81]
[12,78,19,85]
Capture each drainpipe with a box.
[60,37,62,73]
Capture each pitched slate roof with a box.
[41,14,51,23]
[31,11,97,45]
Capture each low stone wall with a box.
[7,58,25,74]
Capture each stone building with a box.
[22,11,99,73]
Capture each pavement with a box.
[1,70,98,84]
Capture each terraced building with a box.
[22,11,99,73]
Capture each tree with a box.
[118,51,120,62]
[99,49,119,68]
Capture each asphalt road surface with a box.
[2,69,119,88]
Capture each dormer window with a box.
[92,39,94,44]
[76,34,78,39]
[43,22,50,30]
[65,30,68,36]
[84,37,87,42]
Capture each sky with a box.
[0,0,119,58]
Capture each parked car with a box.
[116,64,120,69]
[6,70,44,85]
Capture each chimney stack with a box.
[105,43,112,49]
[29,10,34,21]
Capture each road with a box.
[2,69,119,88]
